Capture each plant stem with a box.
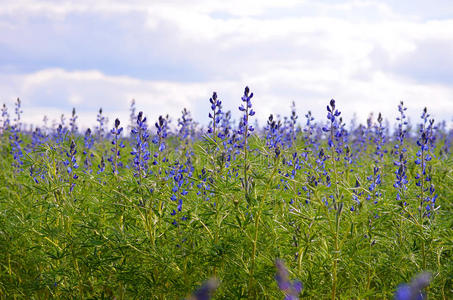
[248,158,278,297]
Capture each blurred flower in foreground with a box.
[275,259,303,300]
[187,278,219,300]
[394,272,431,300]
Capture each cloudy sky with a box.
[1,0,452,130]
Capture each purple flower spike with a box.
[275,259,303,300]
[394,272,431,300]
[188,278,219,300]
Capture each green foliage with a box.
[0,132,452,299]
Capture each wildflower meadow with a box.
[0,88,452,299]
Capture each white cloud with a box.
[1,67,452,132]
[0,0,452,130]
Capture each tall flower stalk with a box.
[96,108,106,141]
[207,92,222,140]
[82,128,94,172]
[321,99,345,300]
[129,99,136,135]
[10,99,23,172]
[131,112,150,184]
[285,101,298,148]
[303,110,316,150]
[238,86,255,198]
[63,140,79,193]
[152,115,169,168]
[394,101,409,206]
[367,113,385,205]
[1,103,10,135]
[69,108,78,135]
[415,107,436,221]
[109,118,124,175]
[178,108,193,147]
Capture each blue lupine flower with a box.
[1,103,10,134]
[237,86,255,195]
[366,113,385,204]
[108,118,124,174]
[265,114,283,157]
[178,107,193,144]
[207,92,222,138]
[83,128,95,172]
[9,98,24,171]
[321,99,347,209]
[29,164,46,184]
[394,272,430,300]
[373,112,386,163]
[54,124,68,147]
[9,125,23,171]
[168,160,194,225]
[96,108,106,141]
[152,115,169,165]
[282,101,298,148]
[415,108,437,217]
[188,278,219,300]
[322,99,346,159]
[69,107,78,134]
[98,156,106,174]
[128,98,136,137]
[63,140,79,192]
[13,98,22,131]
[303,110,316,149]
[237,86,255,147]
[218,110,232,140]
[29,127,46,153]
[275,259,303,300]
[394,101,409,204]
[131,111,151,180]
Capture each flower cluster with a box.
[152,115,169,166]
[169,162,191,226]
[218,110,232,140]
[129,99,136,135]
[9,98,24,171]
[275,259,303,300]
[393,101,409,205]
[69,108,78,134]
[9,125,23,171]
[96,108,106,140]
[284,101,298,147]
[303,111,316,149]
[265,114,283,157]
[13,98,22,130]
[237,86,255,148]
[350,179,363,211]
[131,112,151,179]
[207,92,222,138]
[415,108,437,217]
[83,128,95,171]
[323,99,341,149]
[178,108,193,144]
[1,103,10,134]
[54,124,68,147]
[367,113,385,204]
[63,140,79,192]
[394,272,431,300]
[108,118,124,174]
[188,278,219,300]
[29,127,46,152]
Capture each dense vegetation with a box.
[0,89,452,299]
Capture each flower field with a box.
[0,88,452,299]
